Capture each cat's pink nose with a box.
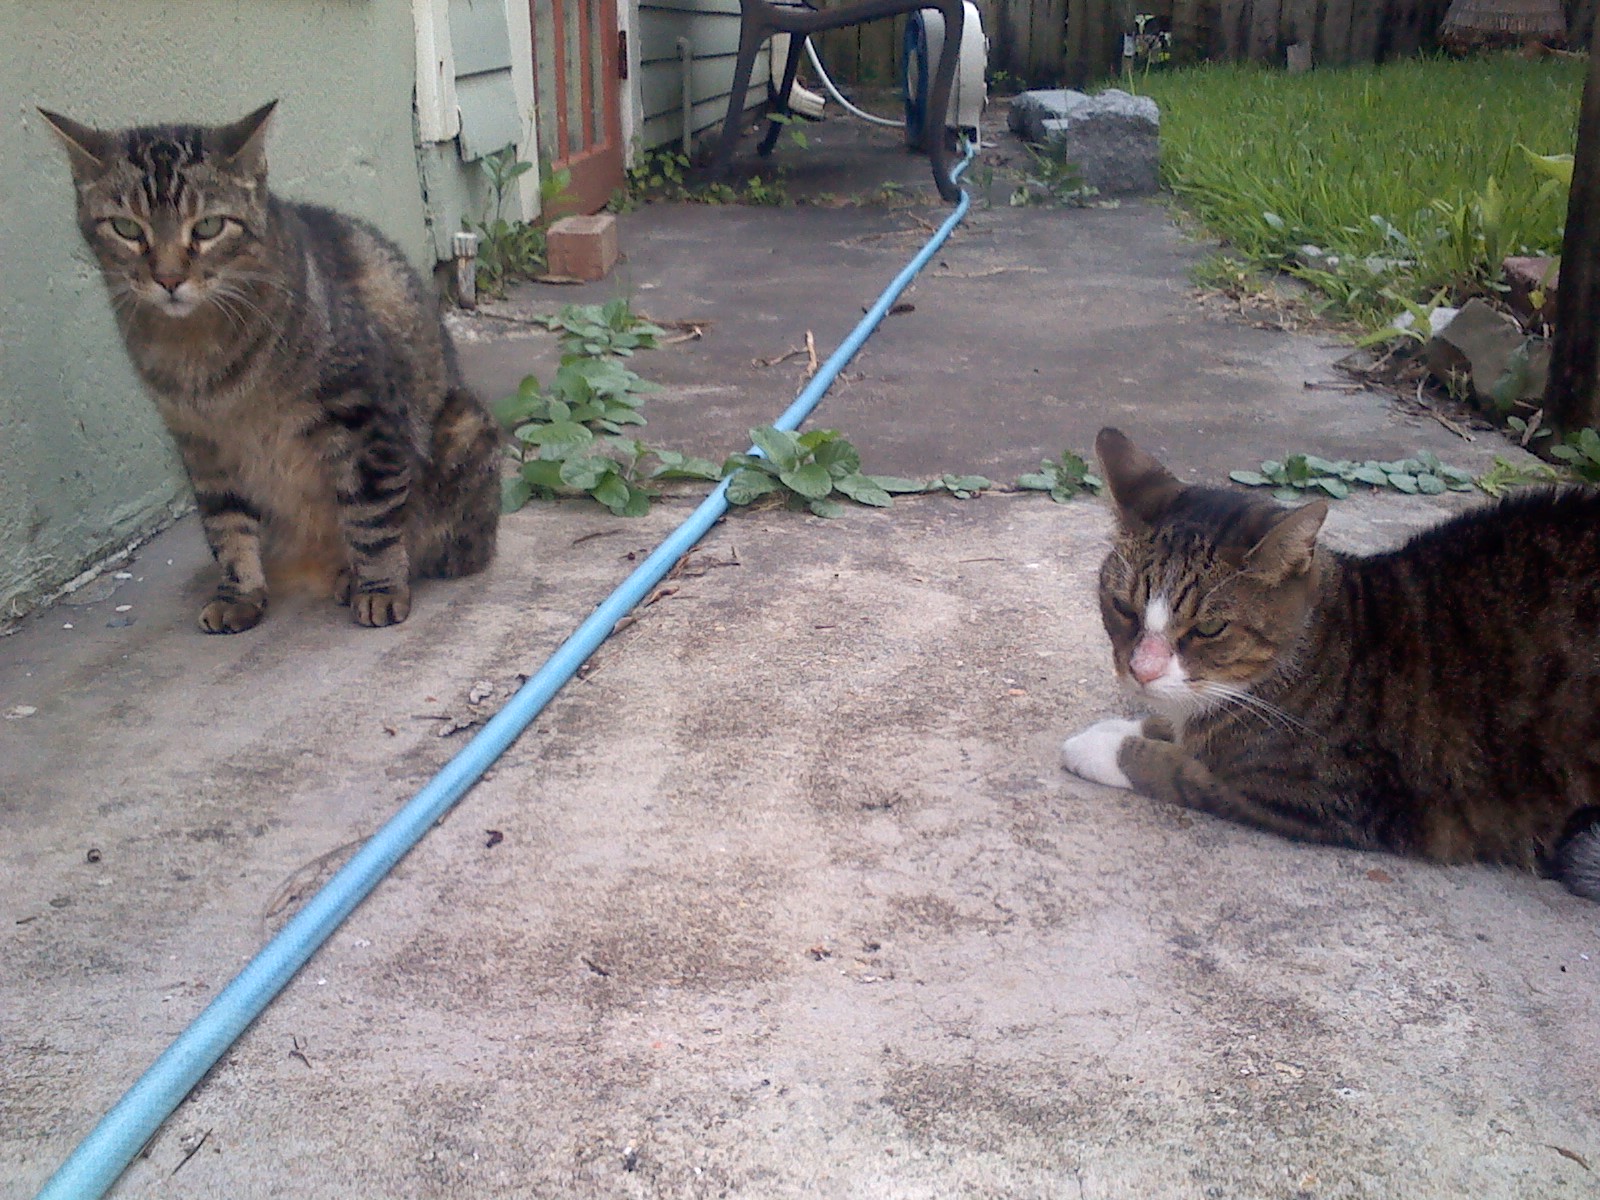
[151,273,185,294]
[1130,633,1172,684]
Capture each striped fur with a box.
[41,102,499,632]
[1064,427,1600,903]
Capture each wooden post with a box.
[1064,0,1093,85]
[1545,15,1600,431]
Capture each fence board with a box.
[1218,0,1248,56]
[1008,0,1042,82]
[1316,0,1353,63]
[1347,0,1381,62]
[1279,0,1317,55]
[817,25,861,83]
[858,13,896,84]
[1169,0,1209,63]
[1248,0,1282,58]
[1029,0,1069,84]
[1571,0,1597,46]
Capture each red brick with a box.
[546,214,619,282]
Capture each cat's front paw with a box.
[199,596,266,634]
[1061,719,1142,790]
[351,584,412,628]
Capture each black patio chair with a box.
[708,0,966,202]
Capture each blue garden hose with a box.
[36,139,976,1200]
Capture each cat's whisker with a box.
[222,271,296,301]
[208,292,251,336]
[1193,680,1308,734]
[209,284,285,341]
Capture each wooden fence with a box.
[815,0,1594,87]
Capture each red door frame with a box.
[532,0,625,215]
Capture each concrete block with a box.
[1008,89,1092,142]
[1013,88,1161,196]
[546,214,619,282]
[1036,90,1164,197]
[1425,296,1549,409]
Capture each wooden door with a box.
[531,0,625,215]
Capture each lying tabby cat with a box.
[40,101,499,632]
[1062,427,1600,902]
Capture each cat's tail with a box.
[414,385,501,579]
[1554,807,1600,902]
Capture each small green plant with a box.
[1122,13,1172,91]
[1353,287,1453,349]
[1192,254,1272,297]
[741,173,790,207]
[1505,413,1552,446]
[1017,450,1103,502]
[1230,451,1475,501]
[722,427,921,517]
[1010,143,1099,208]
[930,474,995,499]
[1551,428,1600,484]
[502,437,722,517]
[1475,454,1562,497]
[697,181,740,204]
[1427,175,1520,295]
[497,354,687,515]
[615,144,795,209]
[473,146,559,295]
[766,112,811,151]
[1520,145,1574,189]
[533,298,666,358]
[987,68,1022,96]
[618,147,693,206]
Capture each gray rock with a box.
[1008,89,1092,142]
[1425,297,1549,409]
[1032,88,1161,196]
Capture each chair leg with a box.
[758,34,809,157]
[711,20,773,179]
[923,0,965,202]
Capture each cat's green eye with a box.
[191,216,227,241]
[1191,618,1229,638]
[107,216,145,241]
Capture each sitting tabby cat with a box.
[1062,427,1600,902]
[40,101,499,633]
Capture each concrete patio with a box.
[3,110,1597,1198]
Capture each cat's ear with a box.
[38,109,112,180]
[216,100,277,176]
[1244,500,1327,580]
[1096,427,1184,532]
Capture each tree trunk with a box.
[1546,14,1600,431]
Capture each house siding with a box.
[637,0,769,152]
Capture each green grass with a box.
[1138,57,1582,325]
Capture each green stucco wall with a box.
[1,0,463,621]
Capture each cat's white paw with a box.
[1061,719,1142,790]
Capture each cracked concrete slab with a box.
[3,113,1596,1198]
